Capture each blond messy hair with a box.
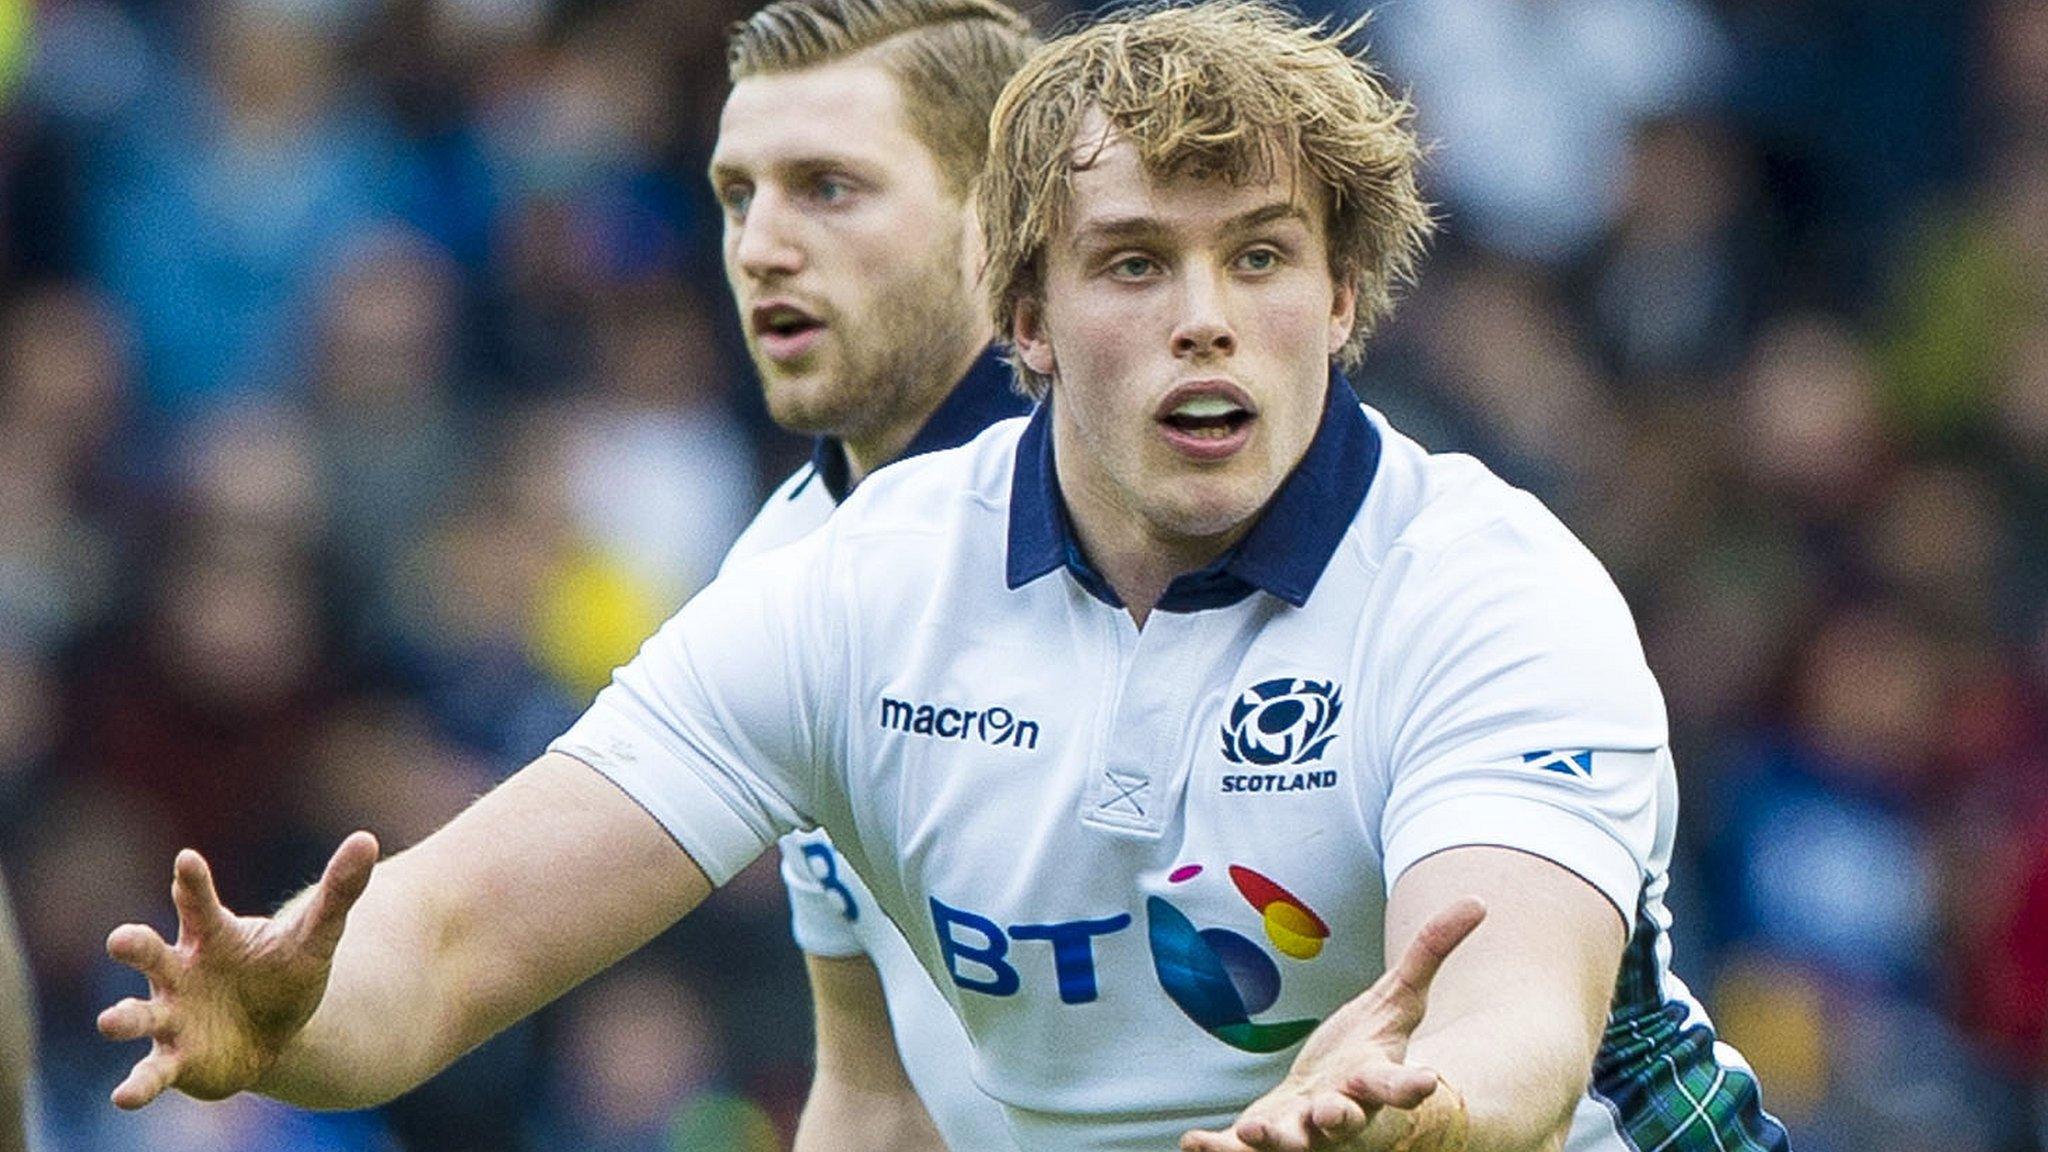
[981,1,1434,398]
[729,0,1036,200]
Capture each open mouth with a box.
[751,302,826,360]
[1156,382,1258,446]
[1160,394,1256,439]
[753,303,823,339]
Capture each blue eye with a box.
[720,185,753,219]
[1239,248,1279,272]
[1112,255,1157,278]
[815,177,852,204]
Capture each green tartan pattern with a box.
[1589,910,1792,1152]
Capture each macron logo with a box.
[879,696,1041,750]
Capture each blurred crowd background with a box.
[0,0,2041,1148]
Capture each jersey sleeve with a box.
[777,830,869,959]
[550,530,845,885]
[1374,504,1667,922]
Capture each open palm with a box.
[96,832,380,1109]
[1180,897,1486,1152]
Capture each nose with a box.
[730,191,805,280]
[1170,265,1236,359]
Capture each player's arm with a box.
[99,752,716,1110]
[781,838,948,1151]
[793,952,949,1152]
[101,515,840,1111]
[1381,846,1622,1150]
[0,868,36,1152]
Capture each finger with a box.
[1339,1064,1438,1109]
[1235,1112,1313,1152]
[1181,1128,1256,1152]
[97,996,173,1043]
[106,923,175,986]
[171,849,230,944]
[296,830,380,960]
[1380,897,1487,1017]
[1307,1093,1368,1141]
[110,1047,180,1110]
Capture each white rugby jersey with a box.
[720,350,1028,1152]
[557,373,1788,1152]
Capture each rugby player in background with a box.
[708,1,1033,1148]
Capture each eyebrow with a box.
[707,154,882,187]
[1070,200,1310,247]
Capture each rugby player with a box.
[709,1,1032,1147]
[99,5,1788,1150]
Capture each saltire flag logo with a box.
[1522,750,1594,777]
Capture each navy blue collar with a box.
[809,347,1031,502]
[1005,367,1381,612]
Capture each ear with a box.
[1326,277,1358,358]
[1014,297,1056,377]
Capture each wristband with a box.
[1386,1075,1468,1152]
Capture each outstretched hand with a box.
[1180,897,1487,1152]
[97,831,381,1109]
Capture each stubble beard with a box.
[756,228,985,448]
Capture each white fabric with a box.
[552,406,1677,1150]
[723,463,1020,1152]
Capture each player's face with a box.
[1015,122,1356,551]
[712,60,987,443]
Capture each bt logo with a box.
[929,862,1331,1053]
[1148,863,1331,1052]
[929,898,1132,1004]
